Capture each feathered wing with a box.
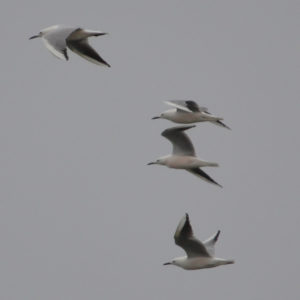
[67,28,110,67]
[174,214,210,258]
[165,100,193,112]
[42,34,69,60]
[67,28,106,39]
[161,126,196,156]
[210,120,231,130]
[67,39,110,66]
[203,230,220,256]
[187,168,222,187]
[166,100,209,113]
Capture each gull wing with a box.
[42,29,72,60]
[161,126,196,156]
[203,230,220,256]
[174,214,210,258]
[187,168,222,187]
[66,28,110,67]
[166,100,208,113]
[67,28,107,39]
[210,120,231,130]
[198,106,209,113]
[165,100,193,112]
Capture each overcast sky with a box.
[0,0,299,299]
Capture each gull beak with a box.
[163,262,172,266]
[29,34,40,40]
[147,162,155,165]
[151,116,160,120]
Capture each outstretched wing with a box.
[174,213,210,258]
[67,28,110,67]
[161,126,196,156]
[188,168,222,187]
[166,100,208,113]
[42,28,73,60]
[210,120,231,130]
[203,230,221,256]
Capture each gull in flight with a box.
[29,25,110,67]
[163,213,234,270]
[152,100,230,129]
[148,125,222,187]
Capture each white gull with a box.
[148,125,222,187]
[152,100,230,129]
[29,25,110,67]
[164,213,234,270]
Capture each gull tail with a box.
[69,28,108,39]
[216,258,235,266]
[83,30,108,37]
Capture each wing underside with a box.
[67,39,110,67]
[43,38,68,60]
[188,168,222,187]
[174,214,210,257]
[161,126,196,156]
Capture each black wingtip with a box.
[95,32,109,36]
[214,230,221,242]
[101,60,111,67]
[216,120,231,130]
[206,172,222,188]
[211,177,223,188]
[188,168,222,188]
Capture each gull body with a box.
[148,125,221,187]
[160,108,222,123]
[153,155,218,169]
[169,256,233,270]
[164,214,234,270]
[153,100,230,129]
[29,25,110,67]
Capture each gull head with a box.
[29,25,60,40]
[29,32,42,39]
[163,258,185,268]
[147,157,166,166]
[163,260,176,266]
[152,112,169,120]
[151,115,161,120]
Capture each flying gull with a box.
[29,25,110,67]
[163,213,234,270]
[152,100,230,129]
[148,125,222,187]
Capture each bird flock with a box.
[30,24,234,271]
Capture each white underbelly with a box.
[169,114,203,123]
[166,156,200,169]
[181,257,214,270]
[168,113,221,124]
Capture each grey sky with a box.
[0,0,299,299]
